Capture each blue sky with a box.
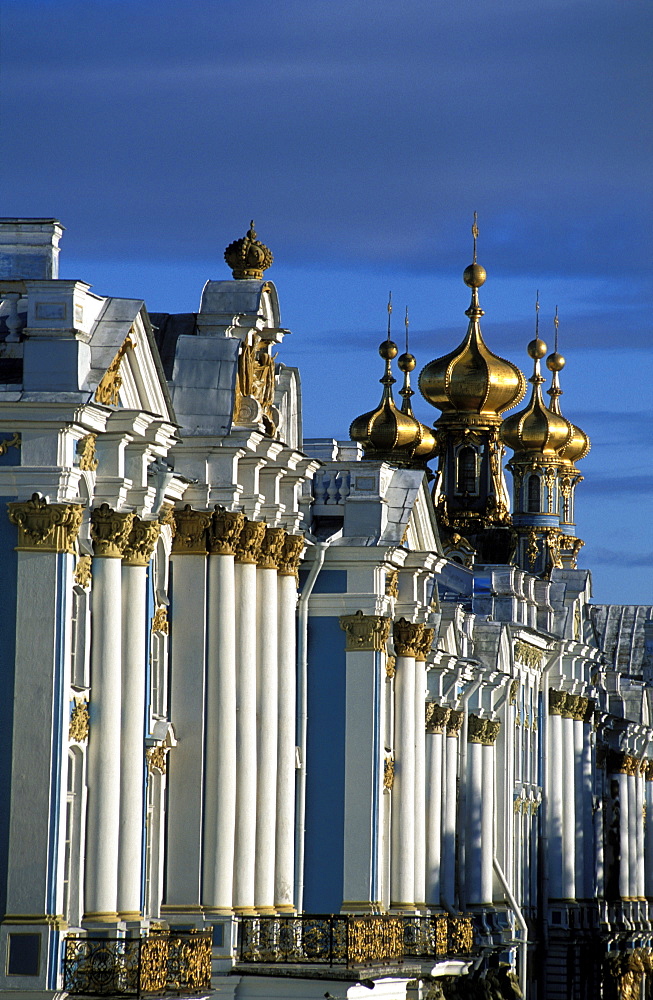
[1,0,651,603]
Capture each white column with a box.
[636,765,645,900]
[561,707,576,900]
[86,505,134,921]
[628,765,639,900]
[414,654,427,908]
[573,709,585,901]
[645,766,653,899]
[441,711,462,908]
[482,721,500,906]
[255,526,285,913]
[581,705,595,900]
[391,621,421,908]
[547,695,565,899]
[202,509,244,913]
[425,706,449,907]
[164,506,211,913]
[233,519,266,914]
[612,764,630,900]
[275,536,304,912]
[465,716,484,906]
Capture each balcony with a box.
[62,931,213,997]
[237,914,475,971]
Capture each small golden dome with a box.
[501,343,571,457]
[546,351,565,372]
[224,221,273,280]
[545,350,591,464]
[419,261,526,420]
[397,352,416,373]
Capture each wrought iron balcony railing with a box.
[62,931,213,997]
[238,913,474,968]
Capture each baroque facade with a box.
[0,217,651,1000]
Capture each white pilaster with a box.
[561,711,576,900]
[465,717,484,906]
[414,657,427,909]
[441,711,462,909]
[391,648,417,908]
[425,706,448,907]
[547,702,564,899]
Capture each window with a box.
[456,447,477,494]
[70,586,89,689]
[527,475,541,513]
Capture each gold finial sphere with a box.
[379,339,398,360]
[397,352,416,372]
[527,338,547,360]
[463,262,487,288]
[546,351,566,372]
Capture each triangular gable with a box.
[85,299,175,422]
[403,478,444,556]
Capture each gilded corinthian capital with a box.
[549,688,567,716]
[234,518,266,564]
[171,505,211,555]
[414,627,435,662]
[468,714,488,744]
[339,610,391,652]
[90,504,135,558]
[8,493,83,553]
[258,526,286,569]
[123,517,161,566]
[208,508,245,556]
[426,703,450,735]
[393,618,425,658]
[278,534,305,578]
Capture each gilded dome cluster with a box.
[418,262,526,422]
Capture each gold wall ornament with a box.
[385,569,399,598]
[69,697,90,742]
[514,640,544,670]
[77,433,98,472]
[385,655,396,678]
[90,504,135,558]
[383,756,395,790]
[340,610,392,652]
[448,916,474,954]
[146,744,168,774]
[0,431,21,456]
[234,518,266,564]
[509,677,519,704]
[123,517,161,567]
[414,626,434,662]
[233,338,278,435]
[526,529,539,568]
[549,688,567,715]
[170,505,211,555]
[544,467,556,514]
[74,554,92,588]
[94,335,134,406]
[393,618,425,657]
[8,494,83,553]
[447,709,463,737]
[151,607,169,634]
[278,533,305,578]
[426,703,451,735]
[158,504,176,536]
[208,507,245,556]
[258,525,286,569]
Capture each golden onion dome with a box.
[350,338,436,466]
[419,260,526,420]
[501,338,572,456]
[546,350,591,465]
[397,351,439,463]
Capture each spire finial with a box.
[398,305,417,414]
[554,305,559,352]
[472,211,479,264]
[387,291,393,341]
[404,306,410,353]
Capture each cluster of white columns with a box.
[607,750,646,902]
[165,507,305,917]
[85,506,161,922]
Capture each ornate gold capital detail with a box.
[340,610,391,652]
[644,759,653,782]
[77,433,99,471]
[426,702,450,735]
[159,504,176,535]
[258,526,286,569]
[234,518,266,564]
[0,431,21,456]
[468,714,488,744]
[385,655,396,678]
[146,744,168,774]
[208,507,245,556]
[549,688,567,716]
[485,719,501,745]
[447,709,463,737]
[278,533,305,578]
[74,554,92,588]
[514,640,544,670]
[383,756,395,790]
[564,693,581,721]
[151,607,169,634]
[414,626,434,662]
[94,335,134,406]
[509,677,519,704]
[570,695,589,722]
[608,750,639,776]
[385,569,399,599]
[393,618,425,658]
[69,697,89,743]
[8,493,83,553]
[123,516,161,566]
[171,505,211,555]
[90,504,134,558]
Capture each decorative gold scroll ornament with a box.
[90,504,134,558]
[146,745,168,774]
[385,655,396,678]
[514,640,544,670]
[8,493,83,553]
[94,336,134,406]
[151,607,169,634]
[383,757,395,790]
[0,432,21,456]
[385,569,399,598]
[74,554,92,588]
[123,517,161,567]
[69,697,90,742]
[77,433,98,471]
[340,610,392,652]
